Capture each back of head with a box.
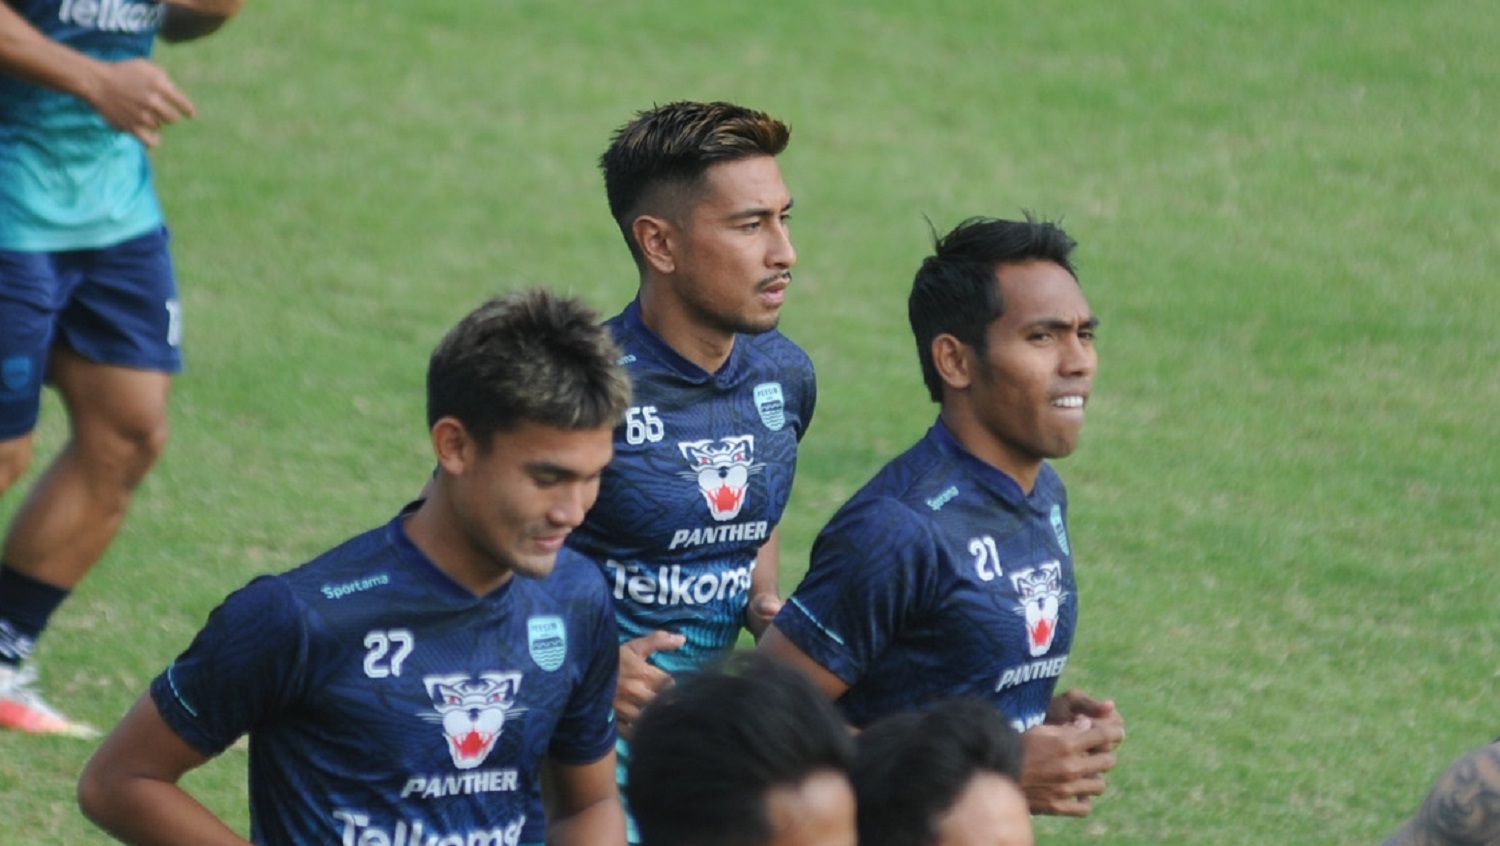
[426,288,632,447]
[628,653,854,846]
[853,698,1026,846]
[600,101,790,266]
[908,214,1078,402]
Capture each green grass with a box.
[3,1,1497,842]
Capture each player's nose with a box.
[768,218,796,269]
[549,484,592,528]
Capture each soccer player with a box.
[0,0,246,736]
[1382,740,1500,845]
[761,215,1125,817]
[853,698,1033,846]
[569,99,813,826]
[77,291,631,846]
[627,653,856,846]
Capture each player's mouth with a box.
[757,274,790,307]
[532,531,570,552]
[1049,393,1088,413]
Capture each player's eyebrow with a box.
[726,197,794,222]
[1022,316,1100,332]
[524,460,592,480]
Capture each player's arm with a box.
[0,3,97,92]
[744,526,785,640]
[77,693,252,846]
[758,499,923,704]
[1382,742,1500,846]
[758,623,850,701]
[160,0,247,43]
[541,752,627,846]
[0,3,194,146]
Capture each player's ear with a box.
[431,417,475,475]
[633,214,677,275]
[931,333,974,392]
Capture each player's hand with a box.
[743,593,783,641]
[614,631,684,740]
[1046,689,1125,753]
[1020,718,1122,817]
[83,58,196,148]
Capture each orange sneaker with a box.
[0,664,99,739]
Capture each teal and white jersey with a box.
[567,298,816,675]
[0,0,165,250]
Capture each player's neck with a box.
[638,283,736,373]
[938,407,1042,494]
[404,496,514,597]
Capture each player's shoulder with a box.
[274,524,404,604]
[600,304,679,380]
[822,435,972,539]
[857,435,959,509]
[601,304,631,338]
[200,572,301,644]
[828,470,943,540]
[740,328,814,373]
[601,301,648,352]
[530,548,612,606]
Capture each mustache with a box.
[757,271,792,289]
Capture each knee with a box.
[0,436,34,493]
[116,416,170,484]
[81,414,170,488]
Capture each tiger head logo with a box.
[421,672,524,770]
[1010,561,1067,657]
[678,436,761,521]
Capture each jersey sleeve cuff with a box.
[149,668,235,758]
[774,598,862,686]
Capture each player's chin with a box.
[1040,425,1085,458]
[510,548,562,580]
[739,308,781,336]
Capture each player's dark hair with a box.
[908,214,1078,402]
[426,289,631,447]
[627,653,854,846]
[852,698,1026,846]
[601,100,790,267]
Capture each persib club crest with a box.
[1,356,32,398]
[1049,504,1070,555]
[527,616,567,672]
[752,382,786,431]
[421,672,523,770]
[678,436,761,521]
[1010,561,1067,657]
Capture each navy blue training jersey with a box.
[774,419,1077,731]
[150,511,618,846]
[567,299,815,674]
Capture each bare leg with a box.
[2,347,170,589]
[0,433,35,496]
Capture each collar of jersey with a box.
[927,418,1040,509]
[385,503,515,603]
[620,298,745,385]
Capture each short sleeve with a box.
[794,350,816,442]
[773,498,937,684]
[149,575,307,757]
[546,588,619,765]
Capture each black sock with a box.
[0,563,71,668]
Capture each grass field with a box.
[2,1,1497,843]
